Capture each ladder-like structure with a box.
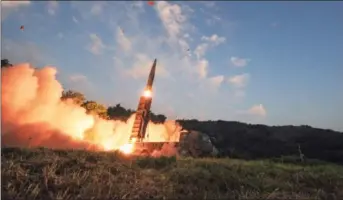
[130,59,157,143]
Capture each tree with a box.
[81,101,108,119]
[1,59,13,68]
[149,112,166,124]
[107,104,133,121]
[61,90,86,105]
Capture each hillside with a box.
[59,89,343,165]
[2,147,343,200]
[178,120,343,165]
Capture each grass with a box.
[2,147,343,200]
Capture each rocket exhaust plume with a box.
[1,63,182,155]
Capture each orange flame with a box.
[143,89,152,98]
[1,63,183,156]
[119,137,137,154]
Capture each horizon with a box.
[2,1,343,132]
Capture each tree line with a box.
[2,59,343,164]
[61,90,167,123]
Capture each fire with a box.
[119,137,137,154]
[143,89,152,98]
[119,143,134,154]
[1,63,183,156]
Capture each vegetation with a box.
[1,59,13,68]
[2,59,343,165]
[179,120,343,165]
[60,90,167,123]
[60,89,343,165]
[2,147,343,199]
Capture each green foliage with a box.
[149,112,167,124]
[107,104,133,121]
[178,120,343,165]
[61,90,86,105]
[2,147,343,199]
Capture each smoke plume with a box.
[1,63,182,155]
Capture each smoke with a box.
[1,63,182,156]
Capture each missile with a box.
[130,59,157,143]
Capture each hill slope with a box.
[2,148,343,199]
[178,120,343,164]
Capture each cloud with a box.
[208,75,224,89]
[116,27,131,52]
[124,54,169,79]
[87,34,105,55]
[230,56,250,67]
[72,16,79,23]
[69,1,236,119]
[194,34,226,59]
[57,32,64,39]
[201,34,226,45]
[233,90,246,98]
[90,3,103,16]
[202,2,216,8]
[196,59,209,79]
[65,73,95,95]
[47,1,58,16]
[1,0,30,20]
[1,1,30,8]
[248,104,267,117]
[228,73,250,88]
[1,39,52,66]
[69,74,88,83]
[156,1,187,38]
[235,104,267,123]
[194,43,208,59]
[206,15,221,26]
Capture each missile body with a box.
[130,59,157,142]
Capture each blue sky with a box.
[2,1,343,131]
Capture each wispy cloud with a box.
[90,3,103,16]
[202,1,216,8]
[57,32,64,39]
[194,43,208,59]
[1,0,31,20]
[1,1,30,8]
[124,54,169,79]
[248,104,267,117]
[1,39,52,66]
[69,74,88,83]
[72,16,79,24]
[47,1,58,16]
[194,34,226,59]
[230,56,250,67]
[87,34,105,55]
[196,59,209,79]
[201,34,226,45]
[116,27,131,52]
[155,1,187,38]
[208,75,224,90]
[66,73,94,94]
[69,1,239,117]
[236,104,267,121]
[228,73,250,88]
